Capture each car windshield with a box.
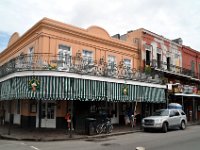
[152,109,169,116]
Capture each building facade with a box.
[172,45,200,122]
[114,28,200,122]
[0,18,166,130]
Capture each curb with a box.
[0,123,199,142]
[0,134,87,141]
[0,129,141,142]
[86,129,141,139]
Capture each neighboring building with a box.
[114,28,182,116]
[117,28,183,76]
[115,28,200,122]
[182,45,200,79]
[0,18,165,130]
[172,45,200,122]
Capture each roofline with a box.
[132,28,182,47]
[182,45,199,54]
[0,18,138,58]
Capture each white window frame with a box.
[123,58,132,69]
[28,47,34,64]
[108,55,116,69]
[156,49,162,69]
[58,44,71,68]
[82,50,93,64]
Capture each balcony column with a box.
[182,95,184,110]
[38,99,42,128]
[192,97,195,122]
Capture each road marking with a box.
[30,146,40,150]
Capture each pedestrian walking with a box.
[65,109,72,131]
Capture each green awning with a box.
[72,78,106,100]
[0,79,11,100]
[0,76,166,103]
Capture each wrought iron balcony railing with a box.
[0,53,165,84]
[145,59,200,80]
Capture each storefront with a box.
[173,93,200,122]
[169,84,200,122]
[0,71,166,129]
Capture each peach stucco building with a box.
[0,18,166,130]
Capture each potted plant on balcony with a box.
[48,64,57,70]
[144,65,151,75]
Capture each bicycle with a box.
[96,118,113,134]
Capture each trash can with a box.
[85,118,96,135]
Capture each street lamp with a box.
[166,84,172,109]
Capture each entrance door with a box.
[41,102,56,128]
[111,103,119,124]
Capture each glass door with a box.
[41,102,56,128]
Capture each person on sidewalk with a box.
[65,109,74,131]
[65,109,71,130]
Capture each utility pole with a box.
[166,84,168,109]
[8,100,11,135]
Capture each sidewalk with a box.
[0,122,199,141]
[0,124,141,141]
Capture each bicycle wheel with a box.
[107,124,113,133]
[96,124,103,134]
[102,124,107,133]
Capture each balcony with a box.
[0,53,164,84]
[146,59,200,80]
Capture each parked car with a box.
[142,109,187,133]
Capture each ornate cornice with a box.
[0,18,138,63]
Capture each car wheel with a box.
[180,121,186,130]
[162,122,168,133]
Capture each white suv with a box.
[142,109,187,133]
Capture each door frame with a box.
[36,101,56,128]
[110,102,119,124]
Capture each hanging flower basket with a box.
[145,65,151,75]
[28,78,40,92]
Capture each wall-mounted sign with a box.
[172,84,198,94]
[122,85,128,96]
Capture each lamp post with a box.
[166,84,172,109]
[8,100,11,135]
[8,78,14,135]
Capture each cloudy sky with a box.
[0,0,200,52]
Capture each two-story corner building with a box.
[114,28,200,122]
[0,18,166,131]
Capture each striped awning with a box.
[106,83,165,103]
[0,76,166,103]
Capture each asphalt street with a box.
[1,125,200,150]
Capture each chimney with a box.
[112,34,120,39]
[172,38,183,45]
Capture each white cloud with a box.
[0,0,200,51]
